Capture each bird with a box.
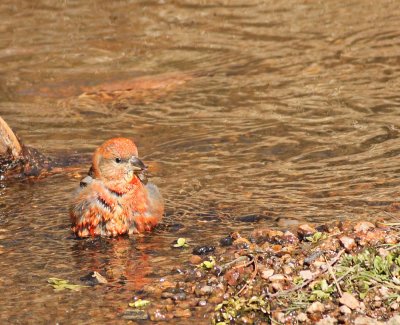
[70,137,164,237]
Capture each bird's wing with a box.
[145,182,164,217]
[70,181,120,237]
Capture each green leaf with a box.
[173,238,189,248]
[199,256,216,269]
[128,299,150,308]
[48,277,86,291]
[305,232,327,243]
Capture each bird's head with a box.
[92,138,146,185]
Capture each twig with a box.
[219,256,251,273]
[237,256,259,296]
[267,249,346,298]
[325,255,342,296]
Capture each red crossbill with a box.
[70,138,164,237]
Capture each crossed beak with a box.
[129,156,147,171]
[125,156,147,183]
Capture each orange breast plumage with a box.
[70,138,164,237]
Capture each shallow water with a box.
[0,0,399,323]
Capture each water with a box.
[0,0,399,323]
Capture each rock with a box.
[208,295,224,304]
[173,292,187,301]
[316,316,337,325]
[282,265,292,275]
[297,312,309,322]
[340,305,352,314]
[299,270,315,281]
[173,308,192,318]
[304,251,324,265]
[360,229,386,245]
[282,231,300,244]
[354,221,375,233]
[189,255,203,265]
[80,271,108,286]
[390,302,399,310]
[219,236,234,246]
[161,292,174,299]
[224,269,241,286]
[339,235,356,251]
[354,316,382,325]
[339,292,360,309]
[307,301,325,313]
[159,280,175,290]
[384,234,398,245]
[149,308,174,321]
[269,274,285,282]
[319,237,340,251]
[199,285,213,295]
[388,316,400,325]
[192,245,215,255]
[271,282,284,292]
[233,237,251,249]
[297,224,317,239]
[260,269,274,279]
[198,300,207,306]
[121,309,148,320]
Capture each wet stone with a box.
[173,308,192,318]
[199,285,213,295]
[198,300,207,306]
[189,255,203,265]
[121,309,148,320]
[220,236,234,247]
[149,308,174,321]
[192,245,215,255]
[80,271,108,286]
[237,214,262,223]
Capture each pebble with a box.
[339,235,356,251]
[340,305,352,314]
[282,265,292,275]
[198,300,207,306]
[339,292,360,310]
[192,245,215,255]
[189,255,203,265]
[80,271,108,286]
[296,312,308,322]
[149,309,174,321]
[299,270,314,281]
[260,269,274,279]
[316,316,337,325]
[199,285,213,295]
[173,308,192,318]
[121,309,148,320]
[220,236,234,246]
[307,301,325,313]
[297,224,317,238]
[354,221,375,233]
[269,274,285,282]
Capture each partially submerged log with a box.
[0,116,22,159]
[0,116,52,178]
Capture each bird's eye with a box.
[115,157,122,163]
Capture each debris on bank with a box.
[139,220,400,324]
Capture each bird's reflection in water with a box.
[71,236,155,292]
